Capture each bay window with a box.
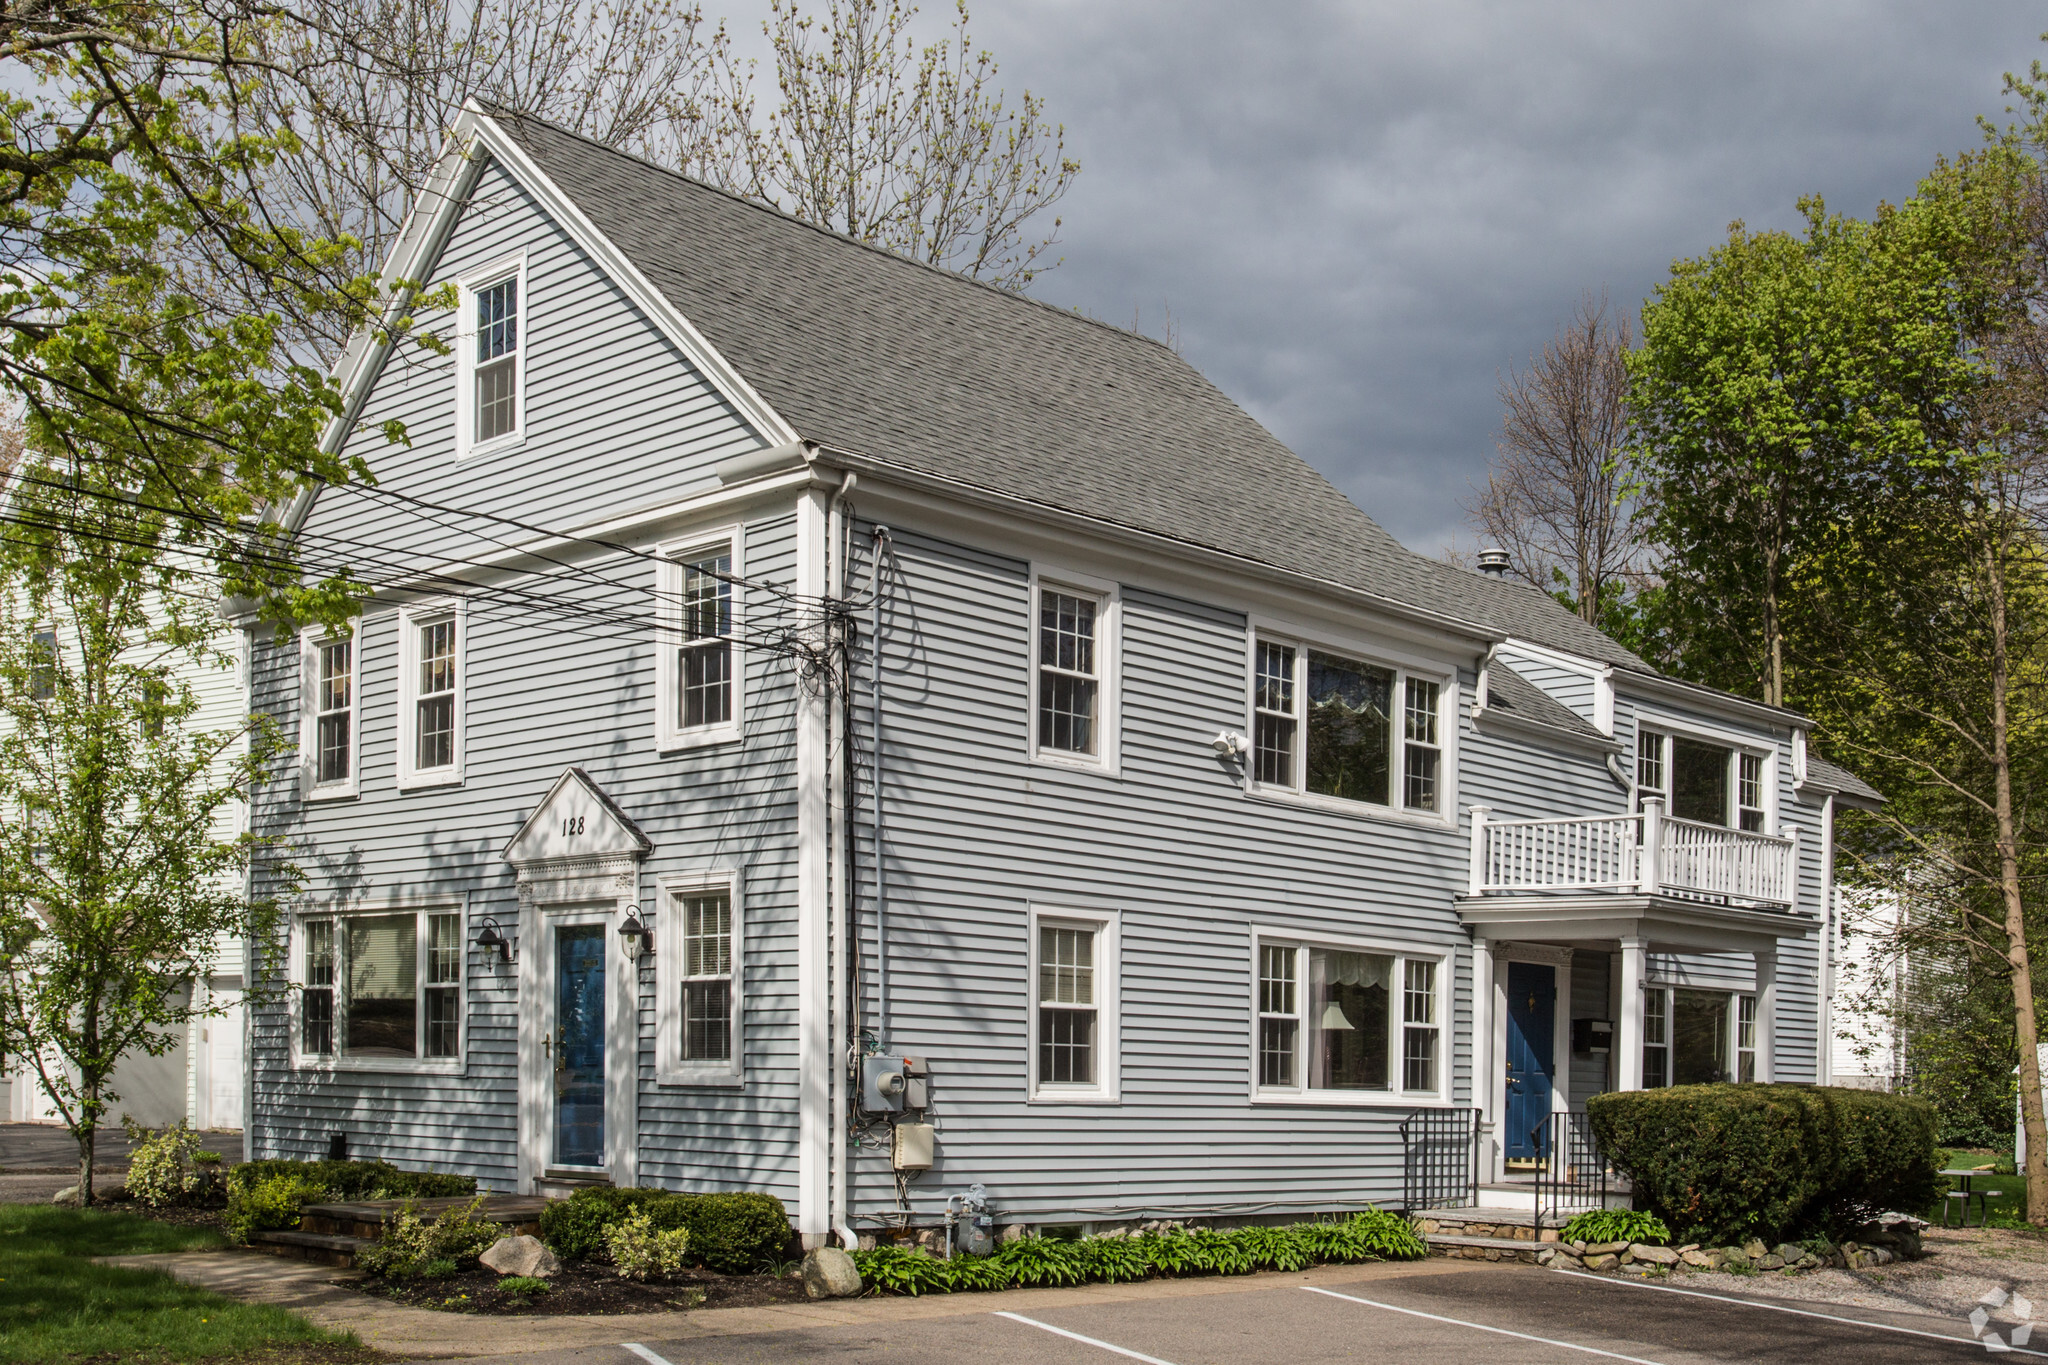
[1253,936,1446,1100]
[295,908,465,1066]
[1249,632,1448,816]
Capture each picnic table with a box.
[1940,1166,2003,1227]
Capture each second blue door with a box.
[554,925,606,1169]
[1504,961,1556,1162]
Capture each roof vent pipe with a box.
[1476,548,1511,578]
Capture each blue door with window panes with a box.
[1504,961,1555,1162]
[554,925,606,1168]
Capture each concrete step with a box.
[534,1174,610,1200]
[252,1228,371,1268]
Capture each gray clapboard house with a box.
[240,102,1882,1244]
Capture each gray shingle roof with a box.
[492,110,1644,668]
[1804,754,1884,806]
[1484,664,1612,744]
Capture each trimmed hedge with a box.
[852,1211,1426,1297]
[225,1159,476,1202]
[1588,1083,1937,1246]
[537,1187,793,1273]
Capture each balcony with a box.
[1468,798,1797,910]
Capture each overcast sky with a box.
[730,1,2046,556]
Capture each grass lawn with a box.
[1921,1150,2031,1229]
[0,1204,370,1365]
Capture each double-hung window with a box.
[457,259,525,458]
[657,533,742,750]
[1033,579,1116,767]
[1028,907,1119,1100]
[657,872,743,1083]
[1635,725,1772,831]
[301,624,359,798]
[1249,633,1448,816]
[27,628,55,700]
[295,908,465,1067]
[1639,985,1756,1087]
[398,603,464,788]
[1252,936,1446,1101]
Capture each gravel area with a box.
[1659,1225,2048,1334]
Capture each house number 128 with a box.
[561,815,585,836]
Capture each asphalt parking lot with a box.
[419,1262,2038,1365]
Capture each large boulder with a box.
[50,1185,79,1205]
[480,1234,561,1278]
[803,1246,863,1299]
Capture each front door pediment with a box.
[502,767,652,869]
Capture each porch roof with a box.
[1455,892,1815,955]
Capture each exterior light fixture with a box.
[618,912,654,958]
[1211,730,1250,758]
[475,917,514,965]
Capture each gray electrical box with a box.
[863,1054,908,1112]
[893,1121,934,1170]
[903,1055,929,1109]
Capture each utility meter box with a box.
[902,1055,929,1109]
[892,1122,935,1171]
[1572,1018,1614,1055]
[863,1055,908,1112]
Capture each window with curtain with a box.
[1255,941,1442,1097]
[299,909,462,1063]
[1251,636,1446,815]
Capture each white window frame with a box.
[454,252,528,462]
[1026,905,1120,1102]
[396,599,466,790]
[654,526,745,752]
[655,868,744,1086]
[299,620,360,800]
[1027,567,1120,775]
[1242,620,1457,826]
[1639,983,1756,1088]
[1248,928,1451,1107]
[288,898,468,1075]
[1632,715,1775,832]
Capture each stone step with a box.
[299,1195,551,1240]
[1424,1233,1546,1264]
[252,1228,372,1268]
[534,1175,610,1200]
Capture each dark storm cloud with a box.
[950,1,2047,554]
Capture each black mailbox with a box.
[1572,1018,1614,1054]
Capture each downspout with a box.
[827,472,858,1251]
[872,526,891,1049]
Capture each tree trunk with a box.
[1987,541,2048,1223]
[75,1110,96,1210]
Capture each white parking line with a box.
[620,1344,676,1365]
[992,1310,1189,1365]
[1301,1285,1668,1364]
[1551,1269,2047,1357]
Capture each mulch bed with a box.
[96,1189,231,1235]
[347,1260,809,1315]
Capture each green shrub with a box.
[1559,1210,1671,1246]
[355,1198,502,1279]
[121,1119,214,1208]
[605,1210,691,1281]
[852,1245,951,1295]
[989,1234,1086,1287]
[1297,1210,1427,1263]
[224,1174,333,1243]
[225,1159,474,1202]
[1588,1084,1938,1246]
[1078,1234,1153,1282]
[498,1276,550,1296]
[537,1187,790,1272]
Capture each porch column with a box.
[1471,937,1497,1183]
[1617,935,1647,1091]
[1754,948,1778,1083]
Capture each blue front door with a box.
[1504,961,1556,1162]
[554,925,607,1168]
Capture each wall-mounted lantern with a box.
[618,911,654,958]
[476,917,516,966]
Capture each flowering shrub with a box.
[355,1198,502,1279]
[122,1118,213,1207]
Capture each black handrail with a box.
[1532,1111,1608,1232]
[1400,1107,1479,1213]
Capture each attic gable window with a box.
[456,256,526,459]
[1248,630,1451,819]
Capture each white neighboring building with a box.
[1830,890,1910,1091]
[2,628,250,1136]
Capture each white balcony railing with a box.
[1469,799,1798,908]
